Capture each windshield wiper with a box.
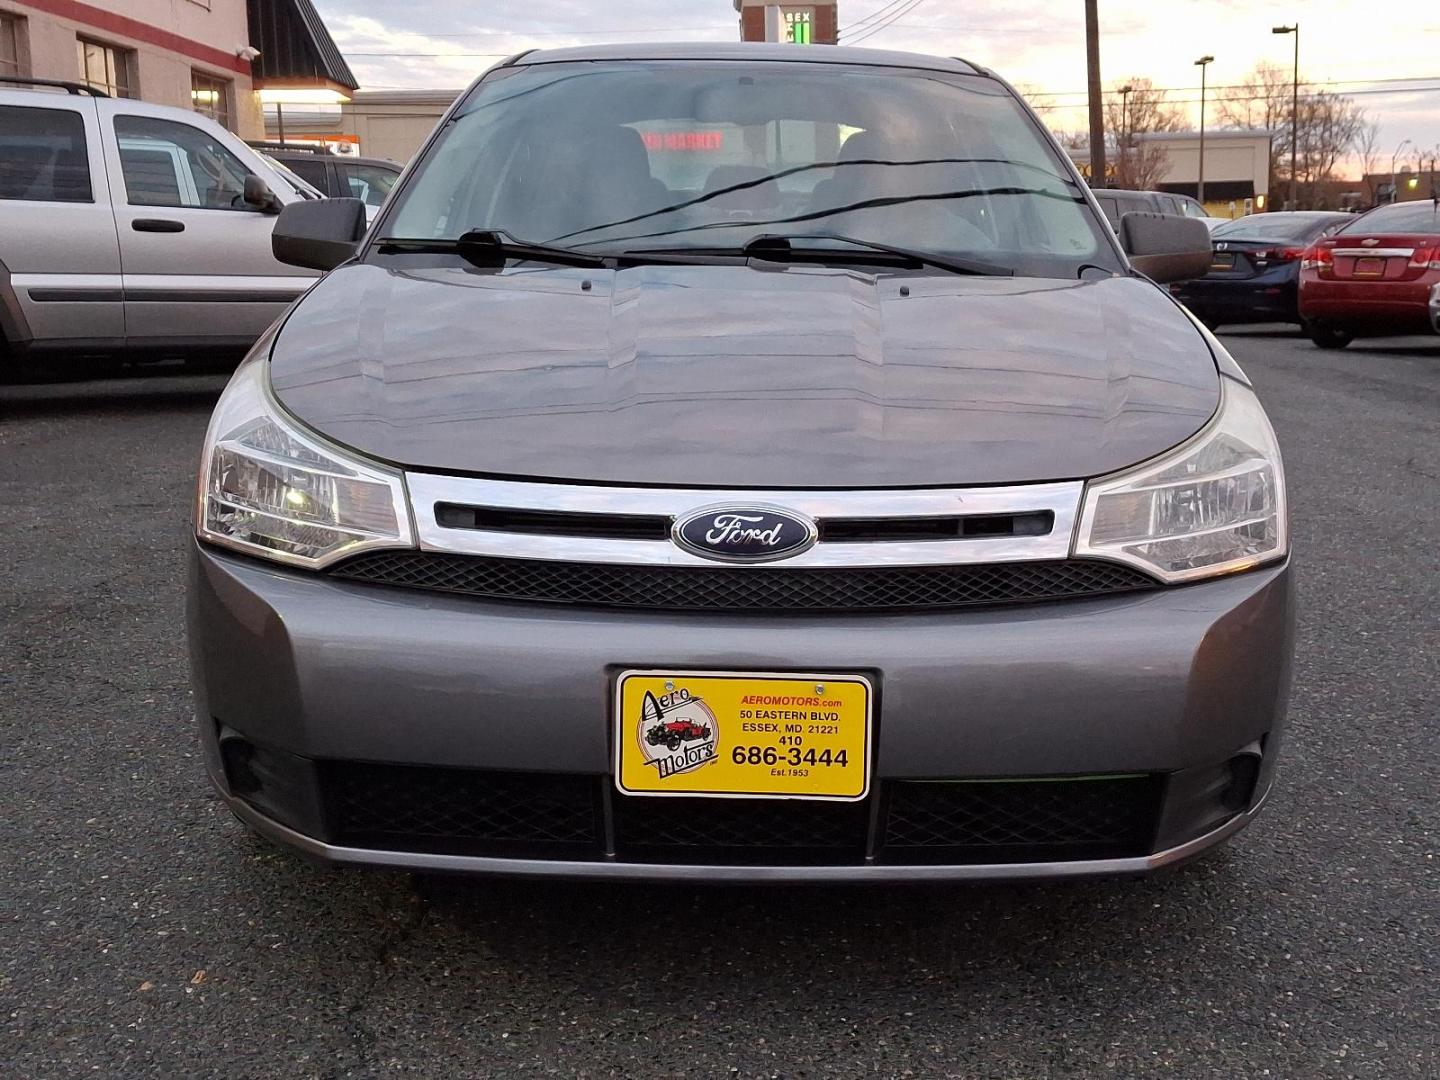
[621,233,1014,277]
[376,229,610,269]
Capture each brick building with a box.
[735,1,837,45]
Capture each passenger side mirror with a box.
[1119,212,1213,283]
[271,198,367,271]
[243,175,283,215]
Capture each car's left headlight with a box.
[1074,376,1288,584]
[195,350,414,569]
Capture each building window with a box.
[784,8,814,44]
[76,37,134,98]
[191,71,232,130]
[1,13,24,77]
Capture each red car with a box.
[1298,200,1440,349]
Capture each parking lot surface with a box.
[2,330,1437,1078]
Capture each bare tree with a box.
[1215,61,1295,202]
[1012,82,1055,116]
[1216,62,1368,208]
[1105,78,1182,189]
[1355,119,1381,204]
[1051,129,1091,150]
[1299,90,1366,206]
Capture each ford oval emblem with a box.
[673,505,818,564]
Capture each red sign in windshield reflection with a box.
[640,131,725,151]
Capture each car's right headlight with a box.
[195,350,414,569]
[1074,376,1288,584]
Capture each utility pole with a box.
[1195,56,1214,205]
[1272,25,1299,209]
[1085,0,1106,188]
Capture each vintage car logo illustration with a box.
[637,688,719,779]
[672,505,818,563]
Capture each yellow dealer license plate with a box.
[614,671,872,801]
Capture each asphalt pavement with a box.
[2,330,1437,1079]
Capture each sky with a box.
[311,0,1440,176]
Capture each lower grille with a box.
[881,776,1164,863]
[613,795,869,865]
[321,762,601,857]
[329,552,1157,613]
[315,764,1162,865]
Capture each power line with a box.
[348,52,513,58]
[839,0,912,36]
[846,0,928,45]
[1026,74,1440,99]
[407,27,722,38]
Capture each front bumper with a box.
[188,542,1294,881]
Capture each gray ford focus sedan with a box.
[187,44,1293,882]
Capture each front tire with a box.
[1308,325,1353,350]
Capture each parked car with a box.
[250,142,401,213]
[1170,211,1351,328]
[1093,188,1228,232]
[257,152,327,203]
[188,43,1291,884]
[1298,199,1440,348]
[0,77,317,364]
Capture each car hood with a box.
[269,261,1219,488]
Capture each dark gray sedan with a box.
[187,44,1292,882]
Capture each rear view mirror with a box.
[1120,212,1212,283]
[272,198,367,271]
[243,175,282,215]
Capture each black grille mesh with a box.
[314,764,1163,865]
[321,762,600,855]
[329,552,1156,613]
[613,795,869,863]
[882,777,1163,861]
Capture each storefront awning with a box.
[248,0,358,96]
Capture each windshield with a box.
[1178,197,1210,219]
[1341,201,1440,235]
[263,154,324,200]
[382,60,1118,278]
[1213,214,1341,242]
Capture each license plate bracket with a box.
[614,670,872,801]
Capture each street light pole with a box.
[1195,56,1214,206]
[1391,139,1412,205]
[1273,25,1299,209]
[1118,84,1133,186]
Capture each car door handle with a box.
[132,219,185,233]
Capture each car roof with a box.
[511,42,983,76]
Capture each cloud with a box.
[312,0,1440,170]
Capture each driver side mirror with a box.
[271,197,368,271]
[1119,212,1212,283]
[243,175,283,215]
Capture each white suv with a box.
[0,79,319,365]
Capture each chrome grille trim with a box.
[404,473,1083,568]
[1331,247,1414,258]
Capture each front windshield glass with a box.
[263,154,324,200]
[382,60,1118,278]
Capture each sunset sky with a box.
[313,0,1440,175]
